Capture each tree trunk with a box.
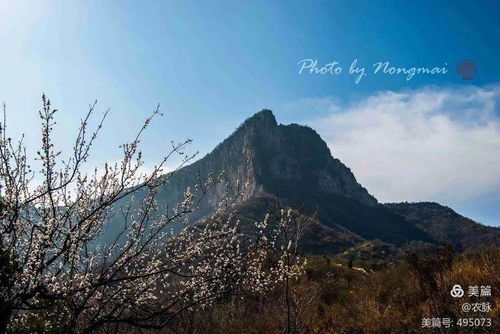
[0,302,12,333]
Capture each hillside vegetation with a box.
[87,246,499,334]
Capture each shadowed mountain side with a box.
[385,202,500,252]
[229,195,434,255]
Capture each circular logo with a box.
[456,60,477,80]
[451,284,464,298]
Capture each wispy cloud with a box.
[302,85,500,205]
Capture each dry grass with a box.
[147,246,499,334]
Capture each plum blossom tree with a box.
[263,202,313,334]
[0,96,306,333]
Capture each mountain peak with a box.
[240,109,277,129]
[208,108,377,206]
[106,109,499,256]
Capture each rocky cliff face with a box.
[157,109,376,215]
[240,110,377,206]
[118,109,498,255]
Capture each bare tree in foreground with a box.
[265,201,313,334]
[0,96,306,333]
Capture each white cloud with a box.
[305,85,500,204]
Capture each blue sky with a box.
[0,1,499,225]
